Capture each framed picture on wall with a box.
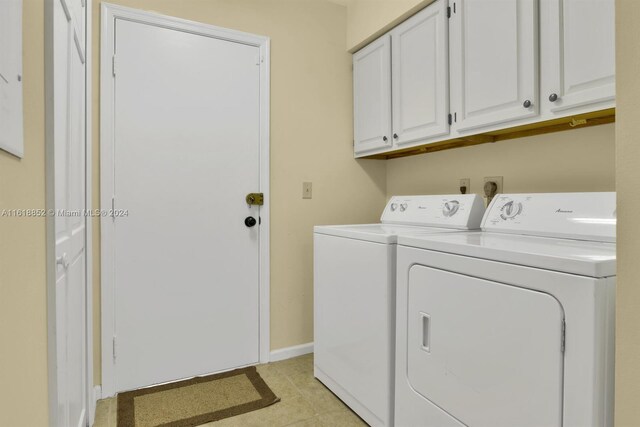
[0,0,24,158]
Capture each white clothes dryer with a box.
[314,194,485,427]
[394,192,616,427]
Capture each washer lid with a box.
[398,232,616,277]
[313,224,462,244]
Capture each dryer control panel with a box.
[482,192,616,242]
[381,194,485,229]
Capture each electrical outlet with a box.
[459,178,470,194]
[483,176,503,194]
[302,182,312,199]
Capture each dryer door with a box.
[406,265,564,427]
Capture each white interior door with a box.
[449,0,539,133]
[391,0,449,147]
[353,35,392,155]
[50,0,88,425]
[406,265,564,427]
[541,0,615,114]
[109,18,262,393]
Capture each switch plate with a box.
[303,182,312,199]
[483,176,503,195]
[459,178,470,194]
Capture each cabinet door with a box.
[541,0,615,114]
[391,0,449,147]
[353,35,392,155]
[450,0,539,133]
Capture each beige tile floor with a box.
[93,354,368,427]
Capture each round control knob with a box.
[399,203,408,212]
[390,203,398,212]
[549,93,559,102]
[443,200,460,217]
[500,201,523,220]
[245,216,257,227]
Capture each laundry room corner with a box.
[89,0,388,388]
[614,0,640,423]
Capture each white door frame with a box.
[99,3,271,398]
[44,0,94,424]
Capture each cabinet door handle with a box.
[393,133,398,139]
[523,99,532,108]
[549,93,559,102]
[383,136,388,142]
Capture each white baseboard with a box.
[269,342,314,362]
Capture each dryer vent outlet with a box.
[483,176,503,205]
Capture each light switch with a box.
[303,182,312,199]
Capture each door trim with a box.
[99,3,271,398]
[45,0,93,424]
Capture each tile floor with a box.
[93,353,368,427]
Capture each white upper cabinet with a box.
[353,35,392,155]
[449,0,539,133]
[540,0,615,115]
[352,0,615,158]
[391,0,449,147]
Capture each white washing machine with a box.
[394,192,616,427]
[314,194,486,427]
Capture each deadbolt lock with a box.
[246,193,264,206]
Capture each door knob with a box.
[245,216,257,227]
[549,93,559,102]
[523,99,532,108]
[56,253,69,269]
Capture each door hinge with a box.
[112,336,117,361]
[561,320,566,353]
[447,6,451,18]
[112,55,116,77]
[448,113,453,125]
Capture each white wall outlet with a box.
[483,176,504,194]
[302,182,312,199]
[459,178,470,194]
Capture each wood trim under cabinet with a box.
[362,108,615,160]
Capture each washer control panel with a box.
[499,200,523,220]
[381,194,485,229]
[482,193,616,242]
